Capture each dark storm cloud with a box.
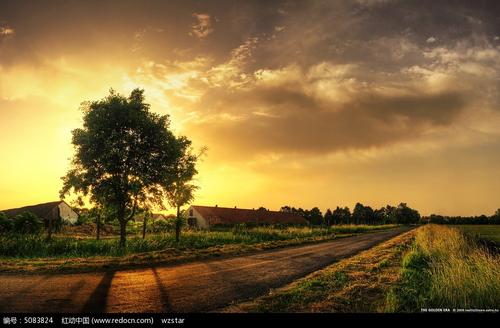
[1,0,498,156]
[0,0,288,66]
[187,81,468,154]
[247,0,500,71]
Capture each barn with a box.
[187,205,307,229]
[1,200,79,225]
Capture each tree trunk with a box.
[142,214,148,239]
[119,220,126,247]
[118,204,127,247]
[175,205,181,243]
[96,214,101,241]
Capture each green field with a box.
[454,225,500,244]
[0,224,398,259]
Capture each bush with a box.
[76,214,94,226]
[232,223,248,234]
[0,212,13,233]
[13,211,43,234]
[152,218,173,233]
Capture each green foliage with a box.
[13,211,43,234]
[232,223,248,234]
[0,212,13,233]
[0,224,397,258]
[283,202,421,226]
[423,213,500,225]
[151,218,174,233]
[76,213,93,226]
[173,215,187,229]
[332,206,351,225]
[60,88,194,246]
[385,249,432,312]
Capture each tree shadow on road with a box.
[82,271,115,313]
[151,267,173,312]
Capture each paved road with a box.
[0,227,411,313]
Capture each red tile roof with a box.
[191,205,307,225]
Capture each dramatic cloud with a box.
[1,0,500,215]
[182,62,469,155]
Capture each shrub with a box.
[232,223,248,234]
[76,214,94,226]
[13,211,43,234]
[0,212,13,233]
[152,218,173,233]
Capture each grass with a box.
[0,224,398,273]
[222,229,415,313]
[385,224,500,312]
[0,224,397,259]
[454,225,500,244]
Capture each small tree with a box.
[167,183,198,243]
[352,203,365,225]
[324,209,333,226]
[87,206,110,240]
[165,137,202,243]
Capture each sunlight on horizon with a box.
[1,1,500,216]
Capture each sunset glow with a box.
[1,0,499,215]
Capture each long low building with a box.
[187,205,307,228]
[1,200,79,225]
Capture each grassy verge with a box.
[385,224,500,312]
[222,229,415,313]
[0,225,398,274]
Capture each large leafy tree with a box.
[61,89,184,247]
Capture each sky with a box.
[1,0,499,216]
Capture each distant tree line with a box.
[422,210,500,225]
[280,202,420,226]
[281,203,500,226]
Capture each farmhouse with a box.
[1,200,79,225]
[187,205,307,229]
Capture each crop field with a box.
[0,224,398,260]
[454,225,500,244]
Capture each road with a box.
[0,227,411,313]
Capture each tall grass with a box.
[386,225,500,311]
[0,224,397,259]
